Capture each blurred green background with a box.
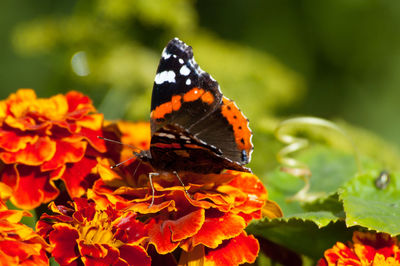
[1,0,400,171]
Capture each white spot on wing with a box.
[155,71,176,84]
[161,48,171,60]
[179,58,184,64]
[180,65,191,76]
[157,132,176,139]
[186,79,191,85]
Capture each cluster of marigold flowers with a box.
[0,89,283,265]
[1,89,399,266]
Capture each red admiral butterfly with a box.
[137,38,253,174]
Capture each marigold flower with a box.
[0,89,107,209]
[88,121,282,266]
[0,200,50,265]
[318,231,400,266]
[37,198,151,266]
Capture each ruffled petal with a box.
[65,91,94,114]
[181,211,245,250]
[41,139,87,171]
[0,136,56,165]
[0,129,37,152]
[49,224,80,265]
[205,232,259,266]
[119,244,151,266]
[8,165,61,209]
[62,157,98,198]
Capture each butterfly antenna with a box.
[97,136,142,169]
[110,156,136,169]
[97,136,141,152]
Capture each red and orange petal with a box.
[0,182,13,202]
[0,202,50,266]
[319,231,400,266]
[41,139,87,171]
[0,89,108,209]
[352,231,399,262]
[49,224,80,265]
[62,156,98,198]
[180,211,246,251]
[0,136,56,166]
[148,208,205,254]
[0,129,38,152]
[38,198,150,266]
[2,164,62,209]
[204,232,259,266]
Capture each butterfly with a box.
[136,38,253,174]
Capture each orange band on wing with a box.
[171,95,182,111]
[151,101,172,120]
[201,91,215,104]
[220,97,252,153]
[183,88,204,102]
[183,88,215,105]
[151,88,214,120]
[151,95,182,120]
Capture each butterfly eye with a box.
[375,170,390,190]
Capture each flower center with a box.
[78,211,123,248]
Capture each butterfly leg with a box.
[148,172,159,208]
[172,171,192,199]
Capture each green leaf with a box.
[302,193,344,218]
[286,211,340,228]
[302,145,357,193]
[247,217,354,260]
[340,170,400,235]
[49,257,59,266]
[264,168,305,215]
[263,145,357,216]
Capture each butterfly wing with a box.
[150,38,253,169]
[149,124,250,173]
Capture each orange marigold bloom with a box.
[0,89,107,209]
[37,198,151,266]
[0,200,50,265]
[318,231,400,266]
[88,121,282,266]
